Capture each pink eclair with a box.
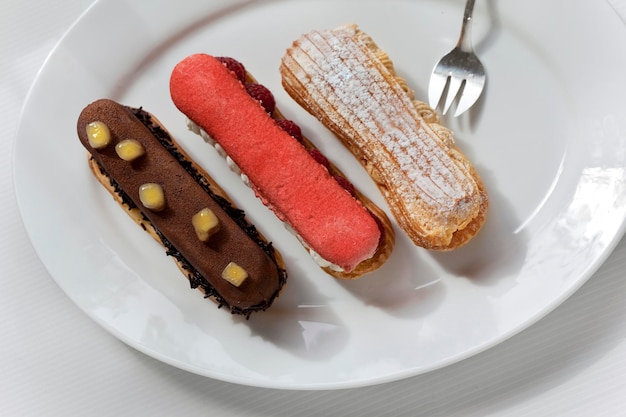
[170,54,394,278]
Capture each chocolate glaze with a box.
[77,99,286,316]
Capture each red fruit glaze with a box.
[170,54,381,272]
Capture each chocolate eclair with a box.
[77,99,286,316]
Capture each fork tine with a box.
[442,77,463,115]
[427,0,485,117]
[427,73,448,110]
[453,78,484,117]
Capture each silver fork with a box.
[428,0,486,117]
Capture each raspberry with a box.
[216,56,246,83]
[275,119,303,142]
[334,175,356,197]
[245,83,276,114]
[308,148,330,169]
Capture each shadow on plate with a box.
[244,253,349,361]
[337,230,446,320]
[430,161,528,289]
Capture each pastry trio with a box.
[77,24,487,315]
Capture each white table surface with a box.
[3,1,626,416]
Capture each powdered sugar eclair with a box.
[280,24,488,250]
[170,54,394,279]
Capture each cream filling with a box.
[187,119,344,272]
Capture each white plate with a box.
[13,0,626,390]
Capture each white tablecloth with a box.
[3,1,626,416]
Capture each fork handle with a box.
[457,0,476,52]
